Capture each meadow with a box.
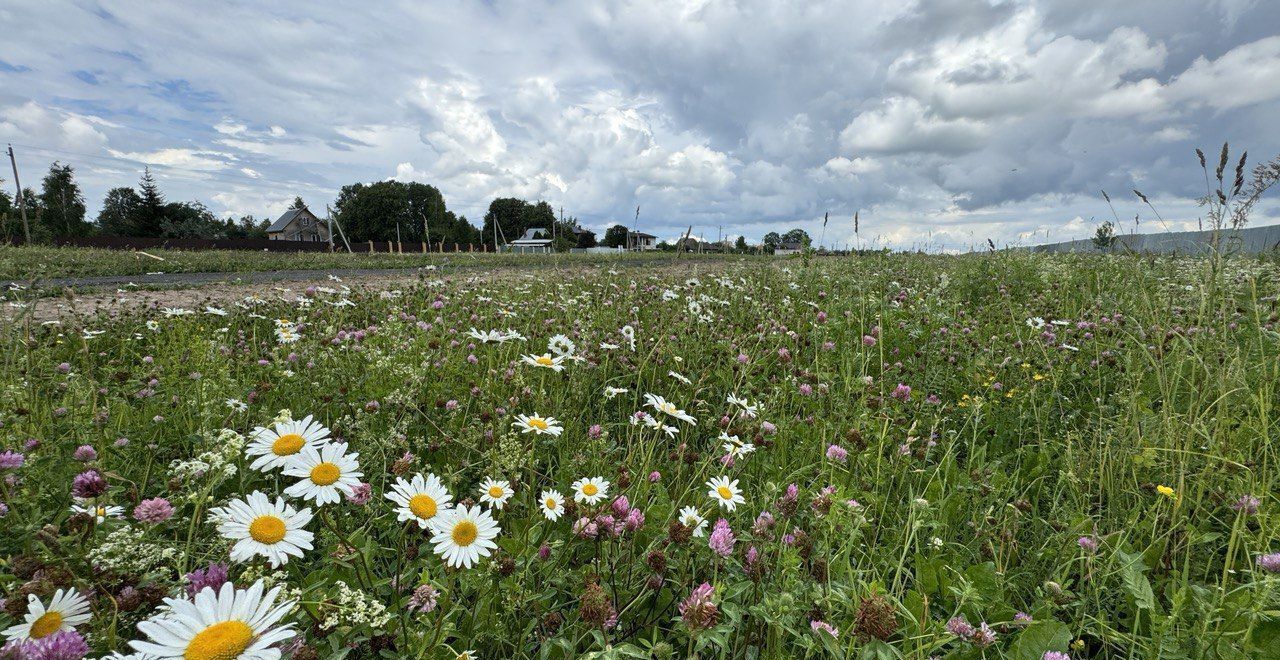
[0,251,1278,659]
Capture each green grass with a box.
[0,244,723,281]
[0,251,1278,658]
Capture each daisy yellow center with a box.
[29,611,63,639]
[488,486,505,498]
[451,520,479,547]
[527,417,548,430]
[545,498,558,509]
[184,620,254,660]
[248,515,287,544]
[717,486,733,500]
[408,494,438,519]
[310,462,341,485]
[272,433,306,456]
[661,403,677,414]
[96,506,107,516]
[536,356,554,366]
[582,483,598,497]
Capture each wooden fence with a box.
[19,235,491,254]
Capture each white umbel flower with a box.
[429,505,500,569]
[386,473,452,529]
[478,478,514,510]
[211,491,314,568]
[129,580,295,659]
[2,588,92,642]
[571,477,610,505]
[539,490,565,521]
[245,414,330,472]
[283,441,363,506]
[706,476,745,511]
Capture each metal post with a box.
[7,145,31,244]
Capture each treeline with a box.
[0,161,594,249]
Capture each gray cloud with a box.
[0,0,1278,250]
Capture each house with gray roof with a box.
[267,207,329,242]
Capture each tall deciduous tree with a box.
[96,187,142,236]
[39,162,89,237]
[333,180,479,245]
[481,198,557,247]
[602,224,630,248]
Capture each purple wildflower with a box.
[133,497,175,524]
[185,562,230,597]
[810,619,839,639]
[708,519,736,558]
[408,584,439,613]
[72,446,97,462]
[1258,553,1280,573]
[679,583,718,633]
[71,470,107,499]
[825,444,848,463]
[0,451,23,470]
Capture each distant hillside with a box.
[1028,224,1280,255]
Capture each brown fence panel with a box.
[36,236,334,252]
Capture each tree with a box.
[762,232,782,250]
[1092,220,1117,251]
[134,168,166,237]
[333,180,479,245]
[735,236,748,252]
[39,162,89,237]
[782,228,812,247]
[480,198,556,247]
[289,196,306,210]
[97,187,142,236]
[602,224,630,248]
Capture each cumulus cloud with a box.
[0,0,1277,249]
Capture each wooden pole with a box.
[7,144,31,244]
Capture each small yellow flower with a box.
[1032,373,1046,381]
[1156,485,1176,499]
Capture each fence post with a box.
[368,241,373,253]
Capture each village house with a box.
[508,227,554,253]
[774,241,806,256]
[628,231,658,250]
[267,207,330,242]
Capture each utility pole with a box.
[325,206,335,252]
[326,204,353,253]
[631,205,640,251]
[7,144,31,244]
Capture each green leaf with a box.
[1006,619,1072,660]
[1118,550,1156,611]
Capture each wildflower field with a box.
[1,252,1279,659]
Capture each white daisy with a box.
[478,478,514,510]
[282,441,363,506]
[129,580,295,660]
[725,393,759,418]
[719,432,756,459]
[548,334,576,356]
[70,501,124,524]
[539,490,566,521]
[429,505,500,569]
[210,491,314,568]
[706,476,745,511]
[603,386,629,399]
[643,393,697,425]
[245,414,330,472]
[386,473,452,529]
[678,506,708,537]
[512,413,563,437]
[571,477,610,505]
[2,588,92,642]
[521,353,566,372]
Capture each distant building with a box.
[628,231,658,251]
[267,207,329,242]
[508,227,554,253]
[569,225,596,247]
[775,241,806,255]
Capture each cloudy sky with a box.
[2,0,1279,250]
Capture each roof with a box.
[512,227,551,242]
[779,241,805,250]
[570,226,595,236]
[267,208,320,233]
[629,231,657,239]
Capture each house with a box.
[775,241,806,256]
[569,225,597,248]
[508,227,554,254]
[267,207,329,242]
[628,231,658,251]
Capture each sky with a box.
[2,0,1279,251]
